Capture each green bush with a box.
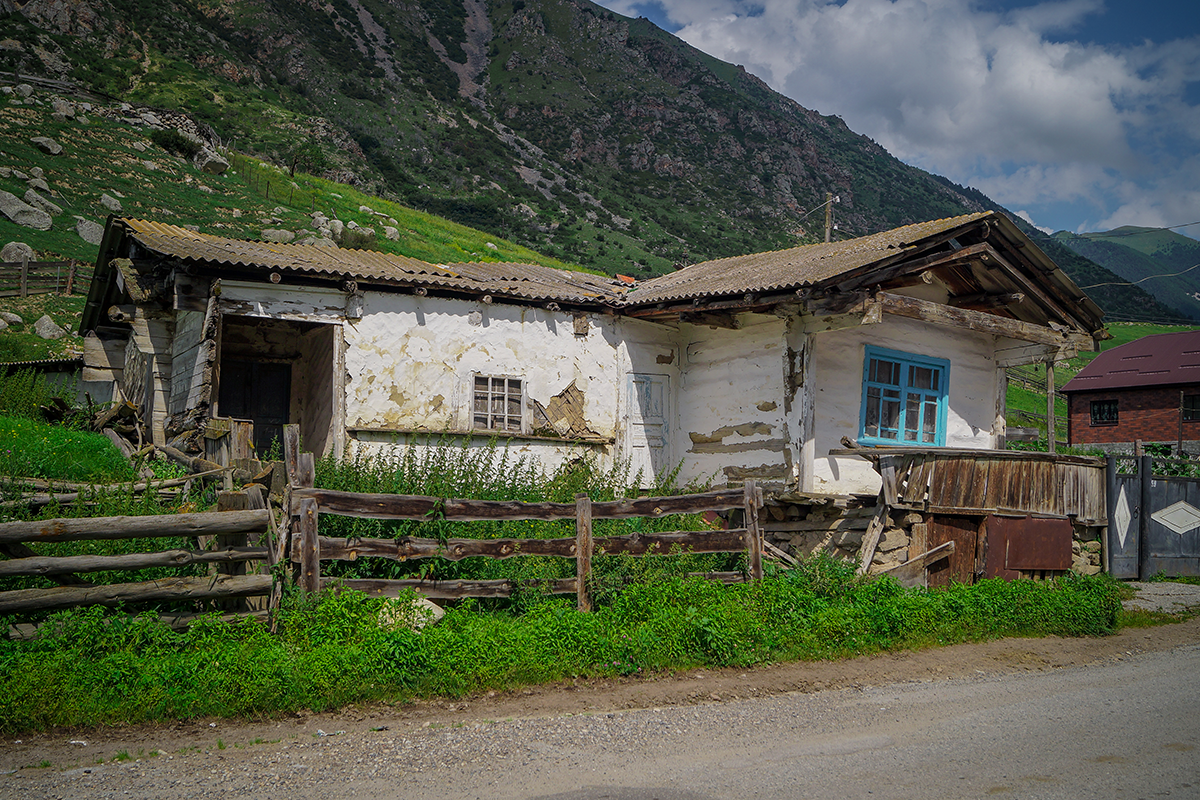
[149,127,202,158]
[0,415,135,484]
[0,561,1123,732]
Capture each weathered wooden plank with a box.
[0,509,269,545]
[856,495,888,575]
[880,541,956,589]
[293,488,746,522]
[305,529,751,562]
[0,574,272,614]
[0,546,269,577]
[297,496,320,594]
[877,291,1091,350]
[83,335,127,369]
[744,480,763,580]
[576,493,593,612]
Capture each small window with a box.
[473,375,524,432]
[859,347,949,446]
[1090,399,1118,425]
[1185,395,1200,421]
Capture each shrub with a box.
[149,127,202,158]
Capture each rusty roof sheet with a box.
[1061,329,1200,393]
[119,219,627,304]
[626,212,992,305]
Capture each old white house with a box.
[80,211,1104,495]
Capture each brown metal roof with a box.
[1061,329,1200,393]
[119,219,626,305]
[626,212,992,305]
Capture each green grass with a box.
[0,561,1123,733]
[0,295,86,363]
[0,415,135,484]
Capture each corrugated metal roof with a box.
[626,212,992,305]
[1061,330,1200,393]
[120,219,627,304]
[0,356,83,371]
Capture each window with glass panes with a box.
[859,347,948,445]
[1184,394,1200,421]
[473,375,524,432]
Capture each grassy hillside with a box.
[0,93,578,269]
[1053,227,1200,321]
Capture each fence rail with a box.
[0,259,88,297]
[283,428,764,611]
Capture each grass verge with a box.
[0,559,1122,733]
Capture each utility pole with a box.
[1046,360,1056,455]
[824,192,833,243]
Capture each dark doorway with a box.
[218,359,292,456]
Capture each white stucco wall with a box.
[675,315,789,487]
[807,314,1000,494]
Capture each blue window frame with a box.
[859,346,949,446]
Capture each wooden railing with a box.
[0,503,273,615]
[0,259,87,298]
[282,428,764,611]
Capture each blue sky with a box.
[593,1,1200,238]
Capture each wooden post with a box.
[216,490,251,610]
[1137,453,1152,580]
[575,493,593,612]
[19,255,28,298]
[283,424,301,487]
[298,496,320,594]
[297,452,315,492]
[65,263,75,295]
[744,479,763,580]
[823,192,833,243]
[1046,361,1056,454]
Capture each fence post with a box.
[65,263,75,295]
[1105,455,1117,575]
[216,490,250,611]
[744,479,763,580]
[1137,453,1152,580]
[19,255,28,298]
[575,493,593,612]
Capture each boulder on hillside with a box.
[50,98,75,120]
[328,220,344,238]
[100,193,122,214]
[383,226,399,241]
[29,167,43,179]
[74,216,104,245]
[33,315,66,340]
[193,148,229,175]
[0,311,24,324]
[26,177,50,193]
[0,191,53,231]
[24,189,62,216]
[1,242,35,263]
[30,136,62,156]
[260,228,294,243]
[15,84,33,98]
[0,318,7,332]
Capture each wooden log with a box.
[0,547,269,577]
[158,444,224,475]
[0,574,273,614]
[744,480,763,580]
[297,496,320,594]
[9,467,229,494]
[0,509,269,545]
[0,542,92,586]
[576,493,593,612]
[304,528,751,562]
[91,400,137,431]
[293,487,747,522]
[856,494,888,576]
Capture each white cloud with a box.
[598,0,1200,234]
[1015,210,1054,234]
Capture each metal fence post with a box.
[1138,454,1152,580]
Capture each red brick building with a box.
[1062,329,1200,450]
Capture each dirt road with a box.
[4,615,1200,799]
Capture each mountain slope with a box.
[1053,227,1200,321]
[0,0,1182,324]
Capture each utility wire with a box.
[1078,262,1200,289]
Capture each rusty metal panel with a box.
[986,515,1073,572]
[928,516,979,586]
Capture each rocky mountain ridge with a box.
[0,0,1182,323]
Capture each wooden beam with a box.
[0,574,272,614]
[880,540,956,588]
[745,480,763,580]
[576,493,593,612]
[856,498,889,576]
[0,546,268,578]
[949,292,1025,310]
[0,509,269,545]
[876,292,1092,350]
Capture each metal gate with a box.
[1107,456,1200,579]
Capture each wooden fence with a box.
[0,259,87,298]
[282,431,764,611]
[0,503,273,615]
